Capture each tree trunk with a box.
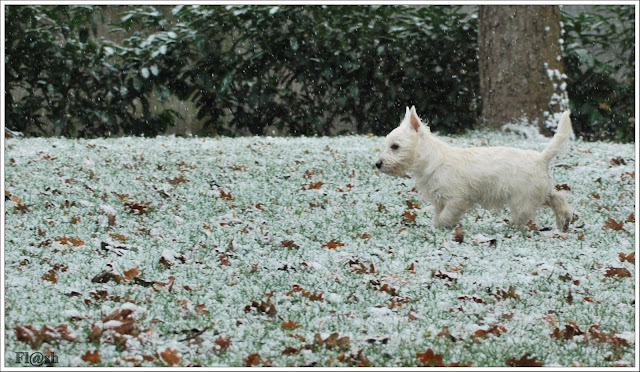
[478,5,568,134]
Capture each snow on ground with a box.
[3,130,636,367]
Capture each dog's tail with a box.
[541,111,572,163]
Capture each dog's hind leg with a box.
[509,206,537,229]
[546,191,572,232]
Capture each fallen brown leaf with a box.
[603,217,624,231]
[123,266,139,280]
[215,335,231,351]
[402,210,417,223]
[618,252,635,264]
[159,347,180,366]
[281,320,299,330]
[507,353,543,367]
[81,350,101,365]
[604,267,631,278]
[322,239,344,249]
[416,348,444,367]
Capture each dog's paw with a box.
[559,215,572,232]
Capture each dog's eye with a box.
[391,144,399,150]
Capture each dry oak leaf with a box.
[88,305,138,341]
[281,240,300,249]
[13,199,30,213]
[113,192,129,201]
[215,335,231,351]
[195,304,210,315]
[604,267,631,278]
[475,324,507,338]
[50,324,78,342]
[437,325,458,342]
[243,353,271,367]
[124,200,151,215]
[166,175,186,185]
[88,323,104,341]
[416,348,444,367]
[109,233,127,242]
[123,266,140,280]
[81,350,101,365]
[618,252,635,264]
[337,349,371,367]
[14,325,42,348]
[551,324,584,340]
[603,217,624,231]
[322,239,344,249]
[219,190,234,200]
[324,333,350,350]
[282,346,299,355]
[406,200,419,209]
[244,300,278,317]
[402,210,417,223]
[493,286,520,301]
[160,347,180,366]
[506,353,543,367]
[42,270,57,283]
[307,181,323,190]
[15,324,78,348]
[218,253,230,266]
[56,235,84,246]
[281,320,299,330]
[609,156,626,166]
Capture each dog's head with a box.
[375,106,428,177]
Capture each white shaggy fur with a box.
[376,106,573,231]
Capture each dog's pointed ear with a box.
[409,106,421,132]
[405,106,411,118]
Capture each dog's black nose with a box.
[375,161,383,169]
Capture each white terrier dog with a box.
[376,106,573,231]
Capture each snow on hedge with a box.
[3,131,635,367]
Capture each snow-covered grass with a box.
[3,131,636,367]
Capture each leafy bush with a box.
[6,5,479,137]
[169,5,479,136]
[5,6,181,137]
[7,5,633,141]
[562,5,635,142]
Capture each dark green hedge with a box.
[4,5,634,141]
[171,5,479,136]
[562,5,635,142]
[5,5,479,137]
[5,6,183,137]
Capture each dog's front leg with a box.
[433,200,464,228]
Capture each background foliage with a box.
[169,5,479,136]
[5,6,181,137]
[562,5,635,142]
[4,5,635,141]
